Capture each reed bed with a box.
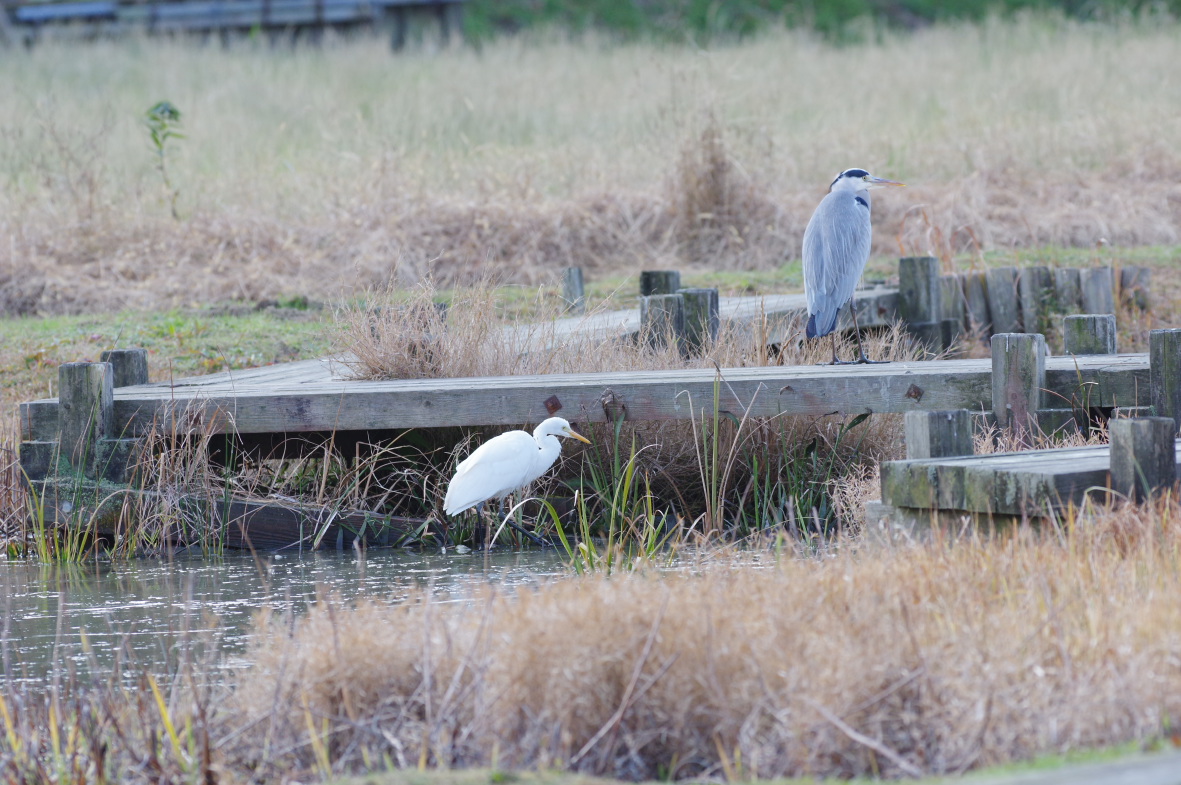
[1,17,1180,315]
[7,498,1180,783]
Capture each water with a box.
[0,548,567,684]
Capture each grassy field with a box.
[2,14,1181,783]
[2,16,1180,316]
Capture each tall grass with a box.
[1,17,1180,314]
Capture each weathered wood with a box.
[905,409,974,459]
[1063,314,1117,356]
[17,354,1152,438]
[1018,266,1054,335]
[898,257,941,346]
[30,479,422,551]
[940,275,965,327]
[1150,329,1181,433]
[1119,266,1151,310]
[963,271,991,334]
[1080,267,1115,315]
[561,267,585,314]
[58,362,114,475]
[881,444,1111,515]
[640,293,685,351]
[985,267,1021,334]
[677,287,719,355]
[1109,417,1177,502]
[100,348,150,388]
[991,333,1045,440]
[1053,267,1084,315]
[639,270,682,297]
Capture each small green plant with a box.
[144,100,184,220]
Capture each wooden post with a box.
[1062,314,1117,356]
[1054,267,1083,315]
[1109,417,1177,503]
[677,287,719,355]
[640,294,685,352]
[1119,266,1151,310]
[1150,329,1181,433]
[985,267,1021,334]
[1080,267,1115,315]
[905,409,975,459]
[639,270,682,297]
[100,348,149,388]
[58,361,113,475]
[562,266,585,314]
[1018,266,1053,335]
[991,333,1045,440]
[898,256,942,347]
[963,271,991,335]
[940,274,965,349]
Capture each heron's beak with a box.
[867,177,905,189]
[564,427,592,445]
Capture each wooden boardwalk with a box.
[20,353,1150,441]
[880,440,1181,518]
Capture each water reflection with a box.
[0,548,567,683]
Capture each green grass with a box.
[0,302,332,412]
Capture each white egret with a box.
[444,417,591,543]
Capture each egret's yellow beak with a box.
[867,177,905,189]
[564,427,592,445]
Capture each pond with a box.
[0,547,568,684]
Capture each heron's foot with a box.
[823,358,860,366]
[855,356,890,365]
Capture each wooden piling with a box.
[1053,267,1084,315]
[899,256,942,348]
[905,409,975,459]
[992,333,1045,439]
[639,270,682,297]
[1062,314,1117,356]
[100,348,150,388]
[1119,266,1151,310]
[1109,417,1177,502]
[963,271,991,334]
[677,287,719,355]
[640,293,685,351]
[1080,267,1115,315]
[1018,266,1053,335]
[562,267,586,314]
[985,267,1021,334]
[58,362,113,474]
[940,274,965,348]
[1150,329,1181,433]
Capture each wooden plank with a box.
[882,439,1181,516]
[30,479,423,550]
[19,353,1151,440]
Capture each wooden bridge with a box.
[16,259,1174,550]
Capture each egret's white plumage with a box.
[803,168,904,364]
[443,417,591,516]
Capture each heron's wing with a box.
[444,431,539,515]
[803,192,872,336]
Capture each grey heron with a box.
[803,168,905,364]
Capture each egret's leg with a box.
[849,297,888,365]
[493,495,547,548]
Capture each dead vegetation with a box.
[1,19,1180,315]
[219,501,1181,781]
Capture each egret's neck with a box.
[533,432,562,470]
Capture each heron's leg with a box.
[849,297,888,364]
[826,313,857,365]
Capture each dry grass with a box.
[221,500,1181,781]
[2,17,1180,315]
